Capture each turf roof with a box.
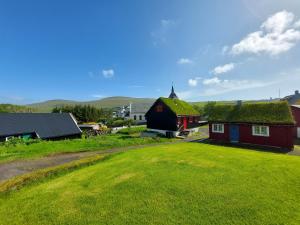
[208,101,295,125]
[159,97,199,116]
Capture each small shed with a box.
[208,102,295,149]
[145,86,201,136]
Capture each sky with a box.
[0,0,300,104]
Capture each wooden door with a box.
[183,117,187,129]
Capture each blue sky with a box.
[0,0,300,104]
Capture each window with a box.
[156,105,163,112]
[134,115,137,120]
[189,117,193,123]
[252,125,269,137]
[212,124,224,133]
[139,115,142,120]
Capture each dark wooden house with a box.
[208,101,295,150]
[0,113,82,141]
[145,86,201,136]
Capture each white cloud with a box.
[177,58,193,65]
[295,20,300,28]
[188,77,202,87]
[151,19,176,45]
[203,77,221,85]
[91,94,105,99]
[230,10,300,56]
[179,78,275,100]
[161,19,175,27]
[212,63,235,75]
[102,69,114,78]
[188,79,198,87]
[222,46,229,54]
[128,85,144,88]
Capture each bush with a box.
[1,137,42,147]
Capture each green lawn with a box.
[0,134,171,163]
[1,143,300,225]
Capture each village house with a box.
[0,113,82,141]
[282,90,300,105]
[114,102,153,124]
[145,86,201,137]
[208,101,295,150]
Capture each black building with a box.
[0,113,82,141]
[145,86,201,135]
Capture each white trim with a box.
[147,129,180,137]
[69,113,82,133]
[212,124,224,133]
[297,127,300,138]
[252,125,269,137]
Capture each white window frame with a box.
[252,125,270,137]
[212,124,224,133]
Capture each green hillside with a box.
[27,97,155,112]
[0,104,33,113]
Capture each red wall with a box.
[291,106,300,138]
[209,123,294,149]
[209,124,230,141]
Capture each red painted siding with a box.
[209,123,294,149]
[239,124,293,149]
[291,106,300,138]
[209,123,230,141]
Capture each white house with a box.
[114,102,153,124]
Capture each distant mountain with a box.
[27,96,156,112]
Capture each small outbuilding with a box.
[208,101,295,150]
[291,105,300,138]
[0,113,82,141]
[145,86,201,136]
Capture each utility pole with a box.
[279,89,281,99]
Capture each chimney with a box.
[295,90,299,95]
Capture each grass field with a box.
[0,133,170,163]
[0,143,299,225]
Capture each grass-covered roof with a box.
[208,101,295,125]
[159,97,199,116]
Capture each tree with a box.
[52,105,112,123]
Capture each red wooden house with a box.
[291,105,300,138]
[208,102,295,150]
[145,86,201,137]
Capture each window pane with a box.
[261,127,267,135]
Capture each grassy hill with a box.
[27,97,156,112]
[0,142,299,224]
[0,104,33,113]
[25,97,280,113]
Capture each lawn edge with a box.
[0,153,115,194]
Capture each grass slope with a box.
[0,143,300,225]
[28,97,155,112]
[0,134,170,163]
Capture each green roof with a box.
[208,101,295,125]
[159,97,199,116]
